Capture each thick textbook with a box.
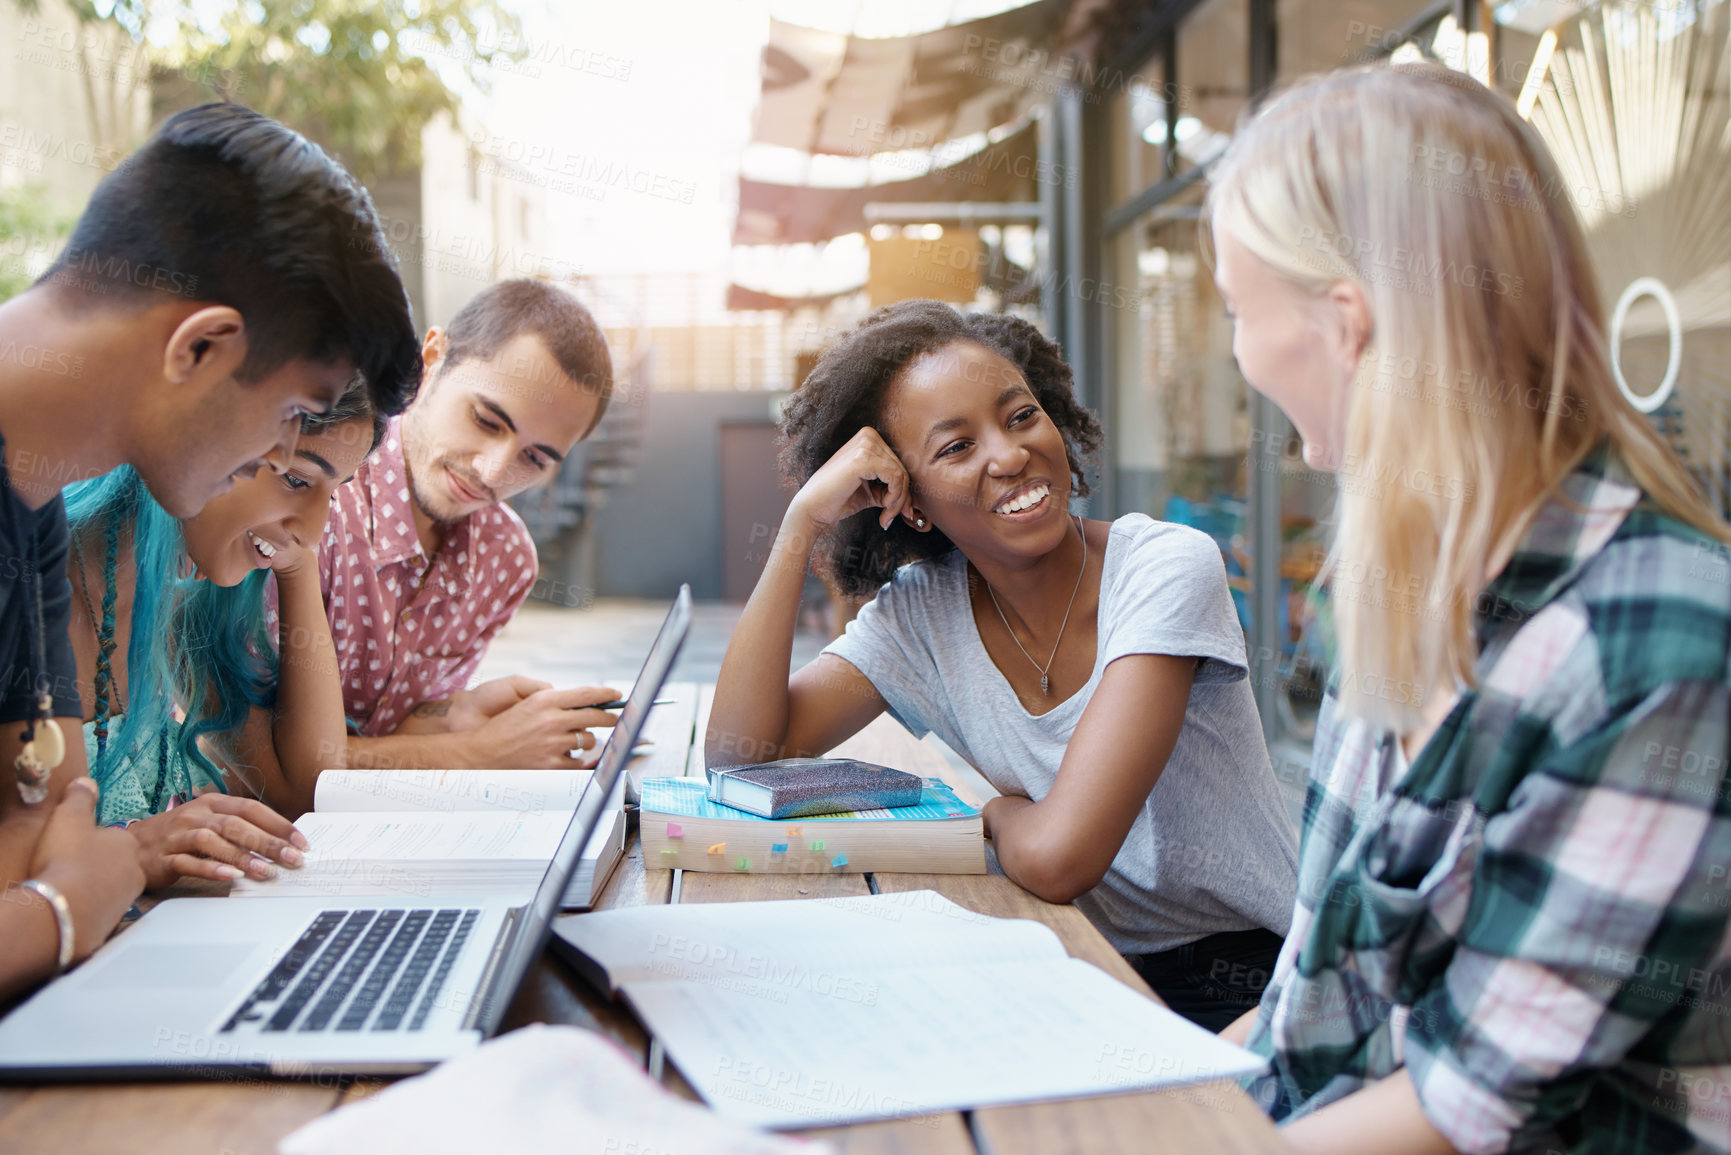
[229,768,625,909]
[641,776,984,874]
[705,757,922,819]
[551,890,1266,1129]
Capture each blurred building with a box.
[1068,0,1727,767]
[720,0,1730,772]
[416,109,561,328]
[0,0,152,284]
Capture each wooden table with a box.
[0,683,1290,1154]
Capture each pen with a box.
[592,698,676,710]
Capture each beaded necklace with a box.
[70,517,123,760]
[71,513,179,814]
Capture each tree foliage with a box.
[8,0,526,182]
[157,0,524,181]
[0,184,72,302]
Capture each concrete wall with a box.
[1,0,151,209]
[417,110,558,329]
[589,390,787,600]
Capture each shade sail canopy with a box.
[724,282,865,312]
[752,0,1069,156]
[734,121,1041,245]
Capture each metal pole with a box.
[1058,84,1110,517]
[1161,26,1179,181]
[1247,0,1285,745]
[1039,106,1066,344]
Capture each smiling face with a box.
[140,355,356,519]
[398,330,599,525]
[1212,223,1360,472]
[880,340,1075,566]
[179,416,375,586]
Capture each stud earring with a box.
[914,517,926,527]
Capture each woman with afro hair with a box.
[708,298,1298,1028]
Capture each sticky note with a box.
[665,822,684,838]
[707,842,726,855]
[785,827,802,836]
[735,857,752,871]
[830,854,848,868]
[770,843,788,853]
[809,840,826,851]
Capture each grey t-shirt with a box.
[824,513,1298,954]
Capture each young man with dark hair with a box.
[0,102,420,998]
[317,278,621,771]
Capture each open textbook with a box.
[552,890,1266,1128]
[230,769,626,910]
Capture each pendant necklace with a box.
[15,543,67,804]
[984,514,1087,696]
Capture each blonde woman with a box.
[1206,63,1731,1154]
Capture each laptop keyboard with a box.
[221,908,482,1034]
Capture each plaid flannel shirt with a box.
[1245,445,1731,1153]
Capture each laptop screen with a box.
[468,584,691,1033]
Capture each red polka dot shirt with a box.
[314,417,538,737]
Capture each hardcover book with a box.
[704,757,922,819]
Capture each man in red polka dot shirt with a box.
[316,280,620,770]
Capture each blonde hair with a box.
[1205,63,1729,731]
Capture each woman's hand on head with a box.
[127,794,309,889]
[789,427,918,533]
[267,539,318,582]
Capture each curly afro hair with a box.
[779,299,1103,599]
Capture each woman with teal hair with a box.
[64,381,381,888]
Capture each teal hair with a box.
[64,468,275,820]
[65,375,387,822]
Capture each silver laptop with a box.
[0,586,691,1080]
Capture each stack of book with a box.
[640,776,985,874]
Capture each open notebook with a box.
[552,890,1266,1128]
[232,769,626,910]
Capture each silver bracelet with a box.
[20,878,75,974]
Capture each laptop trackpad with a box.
[81,944,256,989]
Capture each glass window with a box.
[1110,180,1244,523]
[1109,182,1329,749]
[1102,0,1450,761]
[1489,23,1546,101]
[1172,0,1247,173]
[1107,61,1174,206]
[1276,0,1446,75]
[1271,1,1447,749]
